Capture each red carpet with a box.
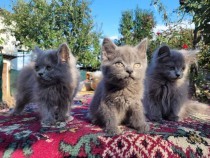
[0,93,209,158]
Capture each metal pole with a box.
[0,46,3,53]
[23,51,24,67]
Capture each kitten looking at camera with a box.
[89,38,149,135]
[143,45,209,122]
[12,43,80,125]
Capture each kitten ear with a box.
[157,45,170,58]
[32,46,42,61]
[102,38,117,61]
[33,46,42,54]
[58,43,70,63]
[135,38,148,59]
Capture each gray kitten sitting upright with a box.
[12,43,80,125]
[89,38,149,135]
[143,45,209,122]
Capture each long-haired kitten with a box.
[89,38,149,135]
[143,45,209,122]
[12,43,80,125]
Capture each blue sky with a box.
[0,0,181,38]
[90,0,180,38]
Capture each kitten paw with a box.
[65,116,74,122]
[105,127,122,136]
[136,123,150,133]
[149,117,163,123]
[56,116,66,122]
[156,119,164,124]
[10,109,21,116]
[56,114,73,123]
[41,118,56,126]
[167,115,179,121]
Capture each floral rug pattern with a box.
[0,93,209,158]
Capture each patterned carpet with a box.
[0,92,209,158]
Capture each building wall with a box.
[0,15,28,106]
[0,16,17,53]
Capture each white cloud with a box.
[101,21,196,42]
[153,24,168,33]
[108,35,119,40]
[153,21,195,34]
[99,35,120,44]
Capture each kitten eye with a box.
[169,66,175,70]
[115,62,124,67]
[134,63,141,68]
[46,65,52,70]
[182,66,185,71]
[35,65,39,71]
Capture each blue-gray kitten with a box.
[12,44,80,125]
[89,38,149,135]
[143,45,209,122]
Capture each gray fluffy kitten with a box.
[12,43,80,125]
[143,45,200,122]
[89,38,149,135]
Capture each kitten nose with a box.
[176,73,180,77]
[38,72,43,77]
[126,67,133,74]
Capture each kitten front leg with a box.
[167,100,182,121]
[104,116,121,136]
[129,103,149,133]
[100,102,121,136]
[145,101,163,123]
[11,103,25,116]
[56,101,71,122]
[11,95,30,116]
[39,103,56,126]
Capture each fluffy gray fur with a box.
[143,45,199,122]
[12,43,80,125]
[89,38,149,135]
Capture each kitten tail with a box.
[179,100,210,121]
